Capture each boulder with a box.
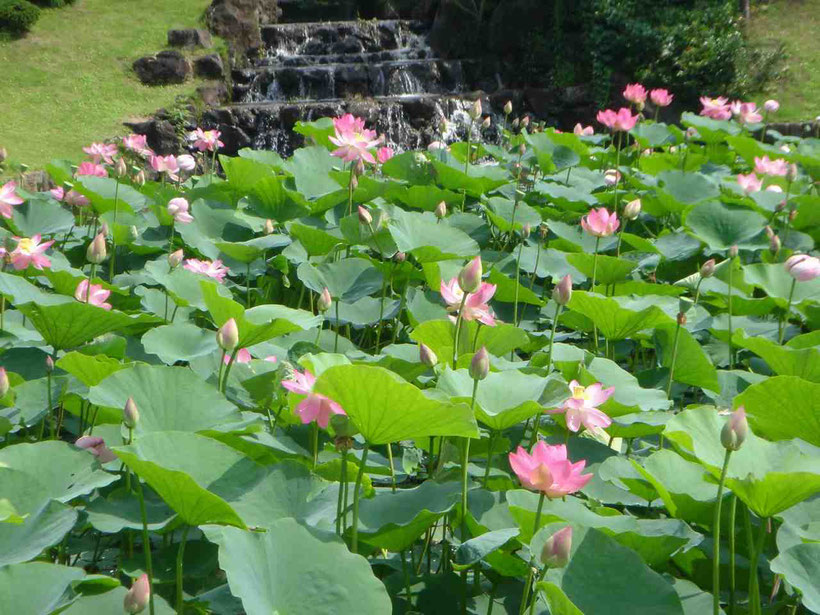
[133,51,190,86]
[194,54,225,78]
[122,118,180,155]
[167,28,212,48]
[207,0,279,52]
[197,82,231,105]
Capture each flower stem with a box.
[729,494,737,615]
[483,430,495,486]
[109,179,120,281]
[778,278,796,344]
[334,300,340,353]
[591,236,601,354]
[519,566,535,615]
[713,449,732,615]
[460,379,479,614]
[134,475,156,615]
[175,525,190,614]
[351,442,370,554]
[748,516,768,615]
[452,293,469,366]
[387,442,396,493]
[727,257,734,369]
[514,239,524,326]
[312,422,319,470]
[665,320,682,398]
[401,549,413,608]
[220,348,239,393]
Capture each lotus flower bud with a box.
[264,219,275,234]
[457,256,483,294]
[134,170,146,186]
[769,234,781,254]
[317,287,332,313]
[435,201,447,219]
[124,573,150,614]
[419,343,438,368]
[482,116,491,129]
[123,397,139,428]
[394,251,406,263]
[518,143,527,157]
[45,356,54,373]
[0,367,9,398]
[216,318,239,353]
[540,526,572,568]
[721,406,749,451]
[521,224,531,239]
[677,311,687,326]
[168,249,183,268]
[700,259,716,278]
[729,245,739,258]
[789,209,797,223]
[469,99,482,120]
[503,101,513,115]
[764,99,779,113]
[624,199,641,220]
[538,223,548,240]
[787,164,798,182]
[521,116,530,128]
[469,346,490,381]
[86,232,107,264]
[512,118,520,129]
[765,225,775,239]
[115,157,127,177]
[357,205,373,225]
[552,275,572,306]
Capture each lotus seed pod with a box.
[419,343,438,368]
[317,287,332,313]
[721,406,749,451]
[469,346,490,381]
[217,318,239,353]
[458,256,483,294]
[540,526,572,568]
[123,397,139,428]
[552,275,572,306]
[86,232,107,264]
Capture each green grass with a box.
[0,0,215,169]
[748,0,820,121]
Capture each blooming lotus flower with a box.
[548,380,614,433]
[329,113,381,163]
[10,235,54,270]
[282,368,346,428]
[82,142,118,164]
[508,441,593,497]
[76,161,107,177]
[177,154,196,172]
[764,99,780,113]
[737,173,763,194]
[189,127,224,152]
[167,197,193,223]
[74,279,112,310]
[596,108,639,132]
[123,133,152,156]
[581,207,619,237]
[623,83,647,105]
[699,96,732,120]
[573,123,594,136]
[754,156,789,177]
[376,146,394,164]
[731,101,763,124]
[150,154,180,181]
[440,277,497,326]
[75,435,118,463]
[224,348,251,365]
[650,88,674,107]
[785,254,820,282]
[0,181,24,218]
[183,258,229,282]
[124,573,150,614]
[50,186,90,207]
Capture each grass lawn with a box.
[748,0,820,121]
[0,0,215,170]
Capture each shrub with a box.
[0,0,40,35]
[30,0,67,7]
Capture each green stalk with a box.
[713,449,733,615]
[615,218,628,257]
[519,493,546,615]
[748,518,768,615]
[483,430,495,485]
[591,236,601,354]
[220,348,239,393]
[374,264,391,353]
[334,300,340,353]
[461,379,479,615]
[351,443,370,554]
[519,567,535,615]
[109,179,120,280]
[514,239,524,326]
[529,302,563,449]
[312,422,319,470]
[134,476,156,615]
[47,368,54,440]
[727,257,735,369]
[175,525,190,614]
[387,443,397,493]
[778,278,796,344]
[336,451,346,535]
[451,293,469,366]
[401,549,413,608]
[665,320,682,398]
[729,494,737,615]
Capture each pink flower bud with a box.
[552,275,572,306]
[124,573,151,614]
[540,526,572,568]
[623,199,641,220]
[677,311,687,326]
[721,406,749,451]
[45,356,54,373]
[264,219,275,234]
[317,287,332,312]
[168,249,184,268]
[115,157,128,177]
[217,318,239,352]
[458,256,483,294]
[435,201,447,219]
[728,245,739,258]
[482,116,491,129]
[503,101,513,115]
[134,170,146,186]
[357,205,373,225]
[764,99,779,113]
[521,116,530,128]
[700,259,716,278]
[469,346,490,381]
[521,224,531,239]
[469,99,482,120]
[123,397,139,428]
[764,225,774,239]
[769,234,781,254]
[784,254,820,282]
[0,367,9,398]
[419,343,438,367]
[86,232,107,264]
[394,251,406,263]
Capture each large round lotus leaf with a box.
[0,561,85,615]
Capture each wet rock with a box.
[207,0,279,52]
[194,54,225,78]
[133,51,191,86]
[167,28,213,48]
[122,118,180,154]
[197,82,231,105]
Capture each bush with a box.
[0,0,40,35]
[30,0,68,7]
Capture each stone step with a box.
[260,19,427,55]
[256,47,436,67]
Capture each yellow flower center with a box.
[16,238,34,254]
[572,385,590,401]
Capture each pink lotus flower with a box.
[124,573,150,614]
[731,101,763,124]
[573,123,594,136]
[167,197,193,224]
[11,235,54,270]
[76,162,107,178]
[189,127,224,152]
[737,173,763,194]
[177,154,196,172]
[123,133,153,156]
[548,380,614,433]
[0,181,24,218]
[581,207,619,237]
[623,83,647,105]
[439,277,497,326]
[754,156,789,177]
[329,113,381,163]
[508,441,593,498]
[650,88,674,107]
[150,154,180,181]
[785,254,820,282]
[596,108,639,132]
[183,258,229,282]
[428,141,449,151]
[699,96,732,120]
[224,348,252,365]
[75,435,118,463]
[50,186,90,207]
[74,279,112,310]
[82,142,118,164]
[376,146,394,164]
[282,369,346,428]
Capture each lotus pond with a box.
[1,93,820,615]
